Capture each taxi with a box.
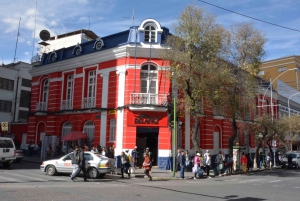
[40,151,115,179]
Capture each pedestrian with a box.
[198,153,204,178]
[142,152,152,181]
[28,141,34,157]
[176,148,181,172]
[287,154,293,168]
[206,154,212,178]
[241,152,248,175]
[101,147,106,156]
[179,150,186,179]
[193,153,200,179]
[71,146,88,182]
[120,151,130,178]
[131,146,138,169]
[185,150,190,171]
[70,146,80,178]
[109,145,115,158]
[266,153,271,169]
[91,146,97,153]
[246,153,252,171]
[227,153,233,175]
[278,153,282,166]
[215,151,223,176]
[259,152,264,169]
[46,144,53,159]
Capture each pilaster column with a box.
[115,69,126,155]
[100,72,109,147]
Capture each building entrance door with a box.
[136,127,158,166]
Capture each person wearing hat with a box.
[131,146,138,169]
[145,147,152,162]
[193,153,200,179]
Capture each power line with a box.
[198,0,300,33]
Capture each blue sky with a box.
[0,0,300,65]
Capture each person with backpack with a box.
[142,152,152,181]
[125,150,132,173]
[71,146,88,182]
[70,146,80,178]
[227,153,233,175]
[120,151,130,178]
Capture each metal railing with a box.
[82,97,95,108]
[61,99,73,110]
[36,102,48,111]
[130,93,167,106]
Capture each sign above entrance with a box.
[135,114,161,124]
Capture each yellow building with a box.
[259,55,300,91]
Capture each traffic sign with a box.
[1,122,8,131]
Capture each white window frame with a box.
[66,75,74,101]
[87,70,96,98]
[83,121,95,142]
[144,24,157,43]
[42,79,49,102]
[109,119,116,142]
[140,63,158,94]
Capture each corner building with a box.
[29,19,259,169]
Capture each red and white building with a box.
[28,19,278,168]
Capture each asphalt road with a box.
[0,161,300,201]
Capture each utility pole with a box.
[172,97,177,177]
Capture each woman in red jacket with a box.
[142,152,152,181]
[241,152,248,175]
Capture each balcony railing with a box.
[130,93,167,106]
[61,99,73,110]
[82,97,95,108]
[36,102,48,111]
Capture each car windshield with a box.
[95,154,107,159]
[0,139,14,148]
[284,153,298,158]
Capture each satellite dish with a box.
[39,30,50,41]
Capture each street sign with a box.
[272,140,277,147]
[1,122,8,131]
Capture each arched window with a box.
[83,121,95,141]
[42,79,49,103]
[140,64,157,94]
[144,25,156,43]
[62,121,72,140]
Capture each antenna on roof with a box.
[13,17,21,64]
[123,8,135,27]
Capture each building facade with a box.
[29,19,267,168]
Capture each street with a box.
[0,161,300,201]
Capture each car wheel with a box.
[87,168,99,179]
[3,162,11,169]
[46,165,57,176]
[99,173,106,178]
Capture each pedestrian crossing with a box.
[0,170,72,183]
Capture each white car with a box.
[0,137,16,168]
[40,151,115,178]
[281,151,300,169]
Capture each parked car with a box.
[40,151,115,179]
[0,137,16,168]
[281,151,300,169]
[14,150,24,162]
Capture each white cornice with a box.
[30,44,165,77]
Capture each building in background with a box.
[0,61,32,148]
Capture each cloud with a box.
[24,52,30,56]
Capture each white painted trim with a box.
[138,19,163,33]
[158,149,171,157]
[213,125,223,149]
[185,113,190,150]
[115,69,126,155]
[100,72,109,147]
[50,77,62,82]
[128,106,167,112]
[74,73,83,78]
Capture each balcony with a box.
[130,93,168,111]
[36,102,48,111]
[82,97,95,108]
[61,99,73,110]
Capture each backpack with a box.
[75,152,80,164]
[128,154,132,163]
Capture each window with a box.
[83,121,95,142]
[19,90,30,108]
[21,78,31,87]
[0,100,12,112]
[84,153,93,161]
[66,75,73,101]
[278,67,287,72]
[62,122,72,140]
[144,25,156,43]
[109,119,116,141]
[18,110,29,121]
[0,78,14,90]
[140,64,157,93]
[0,139,14,148]
[42,79,49,103]
[88,71,95,98]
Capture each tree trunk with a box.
[229,118,238,155]
[253,141,262,169]
[191,116,200,153]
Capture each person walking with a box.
[215,151,223,176]
[120,151,130,178]
[266,153,271,169]
[179,150,186,179]
[246,153,252,172]
[193,153,200,179]
[241,152,248,175]
[176,149,181,172]
[185,150,190,171]
[142,152,152,181]
[227,153,233,175]
[70,146,80,178]
[131,146,138,169]
[206,154,212,178]
[71,146,88,182]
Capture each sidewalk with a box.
[23,156,279,180]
